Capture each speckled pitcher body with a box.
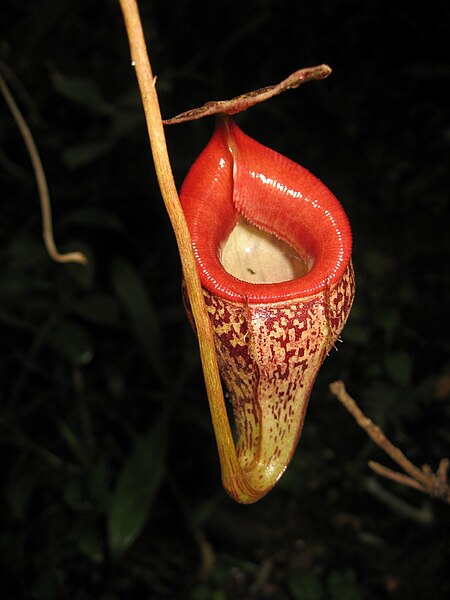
[180,118,355,496]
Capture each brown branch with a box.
[163,64,331,125]
[329,380,450,503]
[368,461,427,493]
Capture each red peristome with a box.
[180,118,352,304]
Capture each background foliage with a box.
[1,0,449,598]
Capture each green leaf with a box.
[363,250,391,278]
[384,351,412,386]
[4,236,47,271]
[52,73,113,115]
[328,570,362,600]
[63,140,112,168]
[288,570,324,600]
[58,420,89,464]
[342,322,370,346]
[60,207,126,233]
[107,415,168,560]
[88,458,113,507]
[46,319,93,366]
[31,568,63,600]
[76,524,104,564]
[110,109,143,139]
[6,468,38,520]
[190,587,226,600]
[74,293,120,326]
[377,307,400,343]
[111,258,166,383]
[362,380,400,429]
[64,479,91,512]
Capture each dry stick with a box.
[118,0,259,502]
[0,73,87,266]
[329,380,450,503]
[368,461,427,493]
[163,64,331,124]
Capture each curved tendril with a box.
[0,73,87,266]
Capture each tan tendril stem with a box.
[118,0,262,502]
[0,73,87,266]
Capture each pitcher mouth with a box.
[180,119,352,304]
[219,216,312,286]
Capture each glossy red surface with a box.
[180,119,352,303]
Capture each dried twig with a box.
[329,380,450,503]
[163,64,331,125]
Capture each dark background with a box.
[1,1,449,598]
